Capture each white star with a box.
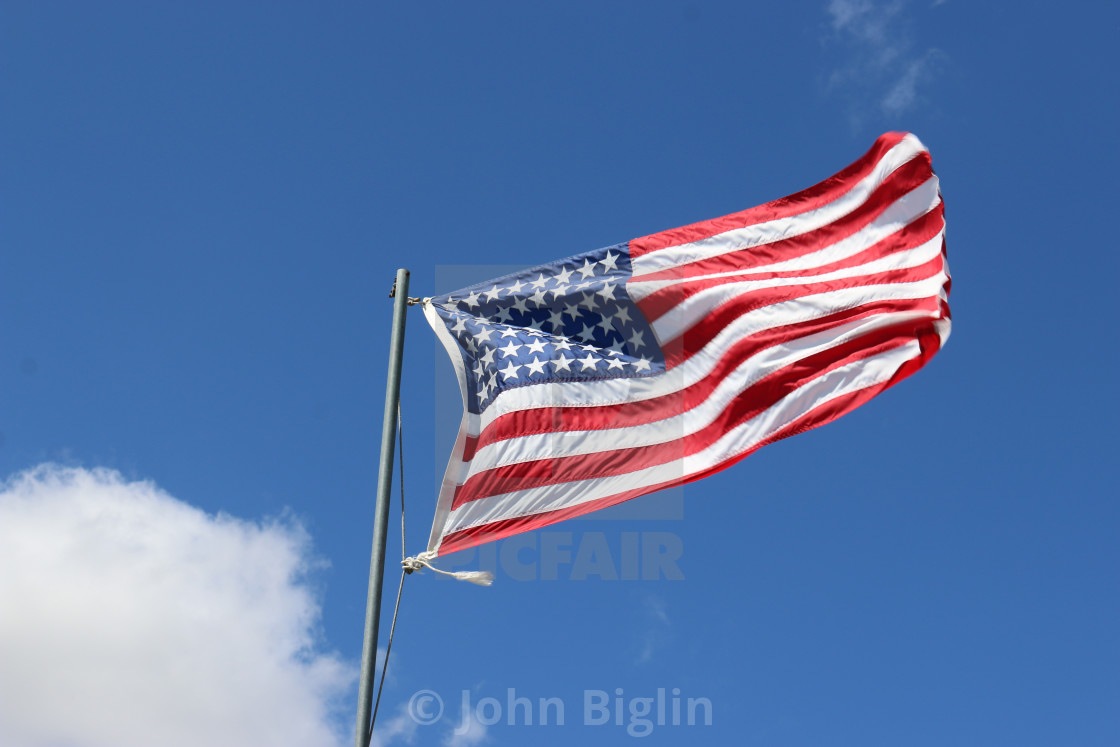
[546,309,564,332]
[506,279,525,294]
[481,285,503,302]
[463,290,481,310]
[600,251,619,272]
[472,361,485,378]
[596,314,614,333]
[562,303,582,321]
[451,317,468,334]
[552,354,574,372]
[596,281,617,301]
[529,273,549,290]
[529,288,548,308]
[493,307,514,324]
[511,296,529,314]
[553,338,573,351]
[579,323,598,341]
[484,374,497,396]
[606,357,625,371]
[480,348,496,365]
[474,326,495,343]
[578,353,600,371]
[525,338,547,355]
[632,357,652,372]
[500,326,519,338]
[628,329,646,349]
[554,267,574,284]
[615,305,632,325]
[525,356,547,375]
[499,340,523,358]
[499,360,523,381]
[576,259,597,279]
[549,282,571,300]
[578,292,597,311]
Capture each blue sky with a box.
[1,2,1117,746]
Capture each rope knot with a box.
[400,552,493,586]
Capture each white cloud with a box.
[829,0,893,44]
[370,703,419,747]
[636,594,671,664]
[824,0,942,120]
[443,717,487,747]
[0,464,355,747]
[882,53,936,114]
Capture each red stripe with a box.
[451,319,933,509]
[633,151,935,285]
[462,434,479,463]
[437,335,940,557]
[629,132,911,258]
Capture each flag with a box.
[420,132,950,558]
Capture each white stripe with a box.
[630,134,928,279]
[442,341,922,536]
[462,308,938,477]
[422,301,475,552]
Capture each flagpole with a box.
[355,268,410,747]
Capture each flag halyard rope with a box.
[367,404,408,737]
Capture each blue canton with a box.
[429,242,666,414]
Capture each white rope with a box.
[403,550,494,587]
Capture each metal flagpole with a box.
[355,268,410,747]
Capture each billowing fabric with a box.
[423,132,951,556]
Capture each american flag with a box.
[421,132,950,557]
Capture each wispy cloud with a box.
[370,704,420,747]
[443,717,488,747]
[636,594,672,664]
[0,464,355,747]
[824,0,943,122]
[881,56,933,114]
[437,682,490,747]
